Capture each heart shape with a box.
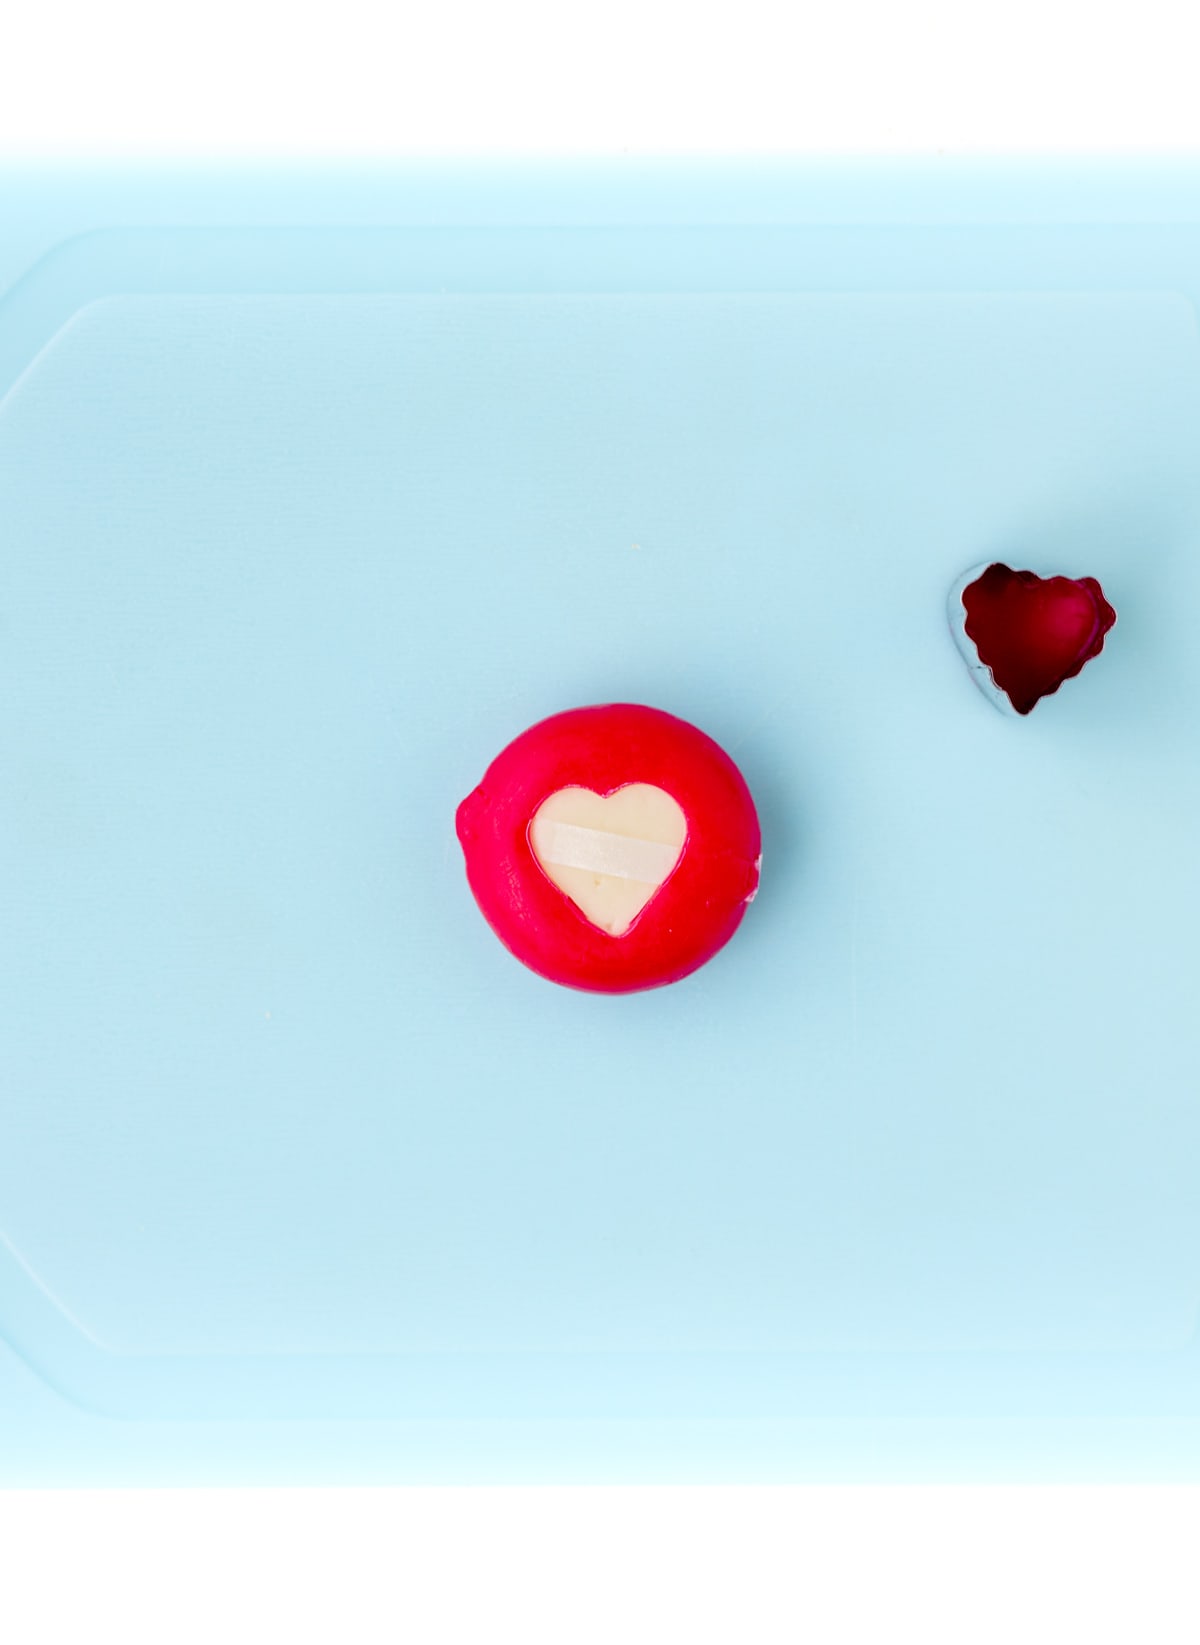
[950,562,1116,715]
[529,783,688,936]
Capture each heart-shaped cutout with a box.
[529,784,688,936]
[951,562,1116,715]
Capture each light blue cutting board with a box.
[2,164,1199,1481]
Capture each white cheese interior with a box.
[529,784,687,935]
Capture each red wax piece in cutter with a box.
[456,703,761,993]
[950,562,1116,715]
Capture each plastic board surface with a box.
[2,165,1199,1480]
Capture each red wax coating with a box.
[962,564,1116,715]
[456,703,762,993]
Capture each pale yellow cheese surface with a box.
[529,784,687,935]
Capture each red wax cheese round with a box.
[456,703,762,993]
